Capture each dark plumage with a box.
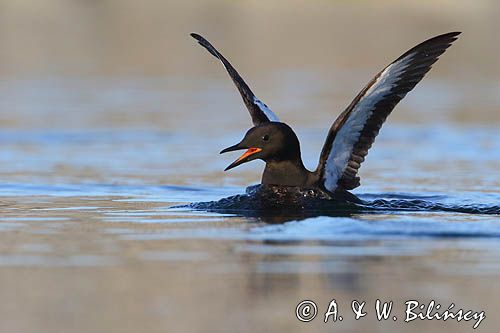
[191,32,460,202]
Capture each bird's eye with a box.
[262,134,270,141]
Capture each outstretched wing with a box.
[191,33,279,125]
[316,32,461,192]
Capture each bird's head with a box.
[220,122,301,171]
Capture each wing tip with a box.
[428,31,462,47]
[419,31,462,49]
[190,32,221,59]
[443,31,462,37]
[190,32,209,46]
[394,31,461,63]
[439,31,462,44]
[190,32,203,41]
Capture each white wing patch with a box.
[323,54,415,192]
[253,97,280,122]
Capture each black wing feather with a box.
[190,33,278,126]
[316,32,461,191]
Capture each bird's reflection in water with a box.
[234,208,360,224]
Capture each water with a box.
[1,1,500,332]
[0,122,498,333]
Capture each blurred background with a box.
[0,1,499,333]
[1,0,500,124]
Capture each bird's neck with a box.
[262,158,312,187]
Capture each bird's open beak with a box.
[220,143,262,171]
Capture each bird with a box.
[190,31,460,203]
